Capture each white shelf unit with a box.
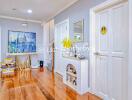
[63,57,89,95]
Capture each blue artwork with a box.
[8,31,36,53]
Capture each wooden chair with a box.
[1,58,16,79]
[16,56,31,80]
[24,56,31,80]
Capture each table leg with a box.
[29,55,31,68]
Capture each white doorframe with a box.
[128,0,132,100]
[89,0,128,98]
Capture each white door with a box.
[55,19,69,75]
[94,3,128,100]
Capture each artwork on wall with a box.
[8,30,36,53]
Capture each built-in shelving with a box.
[66,64,77,89]
[63,57,89,95]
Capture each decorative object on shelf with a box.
[66,64,77,88]
[101,26,107,35]
[74,46,77,58]
[8,30,36,53]
[73,19,84,42]
[77,55,85,60]
[73,78,77,85]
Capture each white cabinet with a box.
[63,57,89,95]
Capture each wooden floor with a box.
[0,68,102,100]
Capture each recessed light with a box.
[27,9,32,14]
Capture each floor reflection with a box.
[0,69,102,100]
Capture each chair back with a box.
[16,55,31,70]
[4,58,13,64]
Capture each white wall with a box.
[128,0,132,100]
[54,0,107,59]
[0,18,43,68]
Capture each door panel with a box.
[95,56,108,96]
[111,57,123,100]
[112,8,124,52]
[95,3,128,100]
[110,4,128,100]
[99,11,109,52]
[111,5,128,55]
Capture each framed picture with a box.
[8,30,36,53]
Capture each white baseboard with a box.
[88,88,110,100]
[31,65,39,69]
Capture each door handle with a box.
[94,52,100,56]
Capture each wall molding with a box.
[45,0,78,22]
[0,0,78,24]
[0,15,42,24]
[92,0,127,12]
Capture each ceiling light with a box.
[27,9,32,14]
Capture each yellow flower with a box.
[62,37,72,48]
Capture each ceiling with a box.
[0,0,78,22]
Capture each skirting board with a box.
[88,88,109,100]
[31,65,39,69]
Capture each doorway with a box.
[54,19,69,76]
[90,1,128,100]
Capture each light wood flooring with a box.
[0,68,102,100]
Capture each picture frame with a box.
[8,30,36,53]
